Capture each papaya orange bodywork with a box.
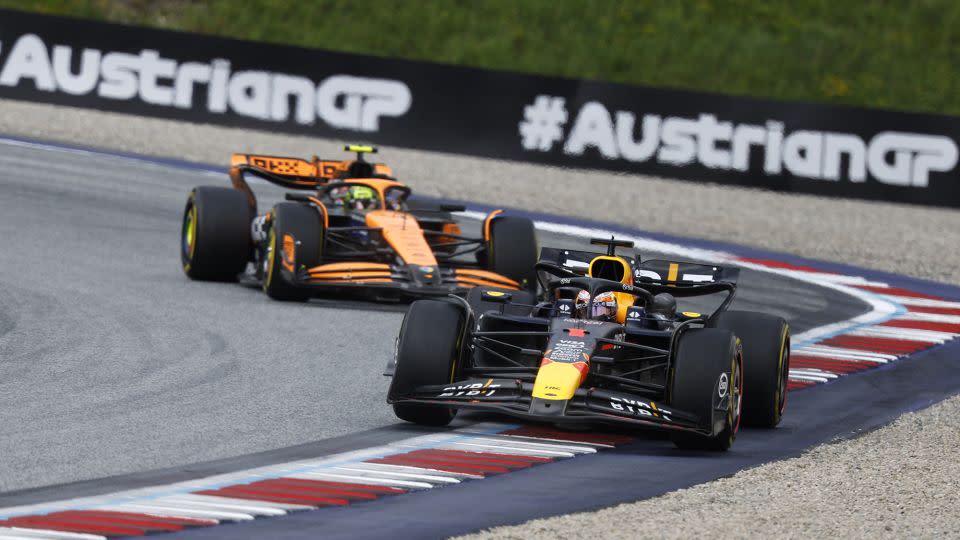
[365,210,438,267]
[483,209,504,242]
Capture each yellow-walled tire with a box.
[181,187,251,281]
[263,202,322,302]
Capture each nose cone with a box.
[530,358,589,416]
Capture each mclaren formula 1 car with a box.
[387,238,791,450]
[180,146,537,301]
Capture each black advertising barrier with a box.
[1,8,959,207]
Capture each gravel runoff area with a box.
[1,98,959,537]
[459,395,960,540]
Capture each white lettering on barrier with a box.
[519,96,959,187]
[0,34,412,132]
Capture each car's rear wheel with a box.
[486,216,538,294]
[181,186,251,281]
[389,300,464,426]
[711,311,790,428]
[263,202,323,302]
[669,328,742,451]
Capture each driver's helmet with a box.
[575,290,618,321]
[345,185,377,210]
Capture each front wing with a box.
[280,262,521,298]
[391,378,714,435]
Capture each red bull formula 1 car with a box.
[387,238,791,450]
[180,146,537,301]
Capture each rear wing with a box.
[635,260,739,286]
[229,153,394,190]
[227,147,395,214]
[538,247,638,275]
[540,246,737,292]
[539,248,738,285]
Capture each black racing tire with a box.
[669,328,743,451]
[389,300,464,426]
[181,186,251,281]
[710,311,790,428]
[263,202,323,302]
[487,216,538,294]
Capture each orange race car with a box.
[180,145,538,301]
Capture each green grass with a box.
[3,0,959,115]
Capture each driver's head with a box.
[346,185,376,210]
[575,290,618,321]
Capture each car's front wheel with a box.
[389,300,465,426]
[669,328,743,451]
[263,202,323,302]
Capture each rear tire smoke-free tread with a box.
[711,311,790,428]
[181,186,251,282]
[389,300,464,426]
[487,216,538,294]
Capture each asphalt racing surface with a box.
[0,139,865,491]
[5,138,959,538]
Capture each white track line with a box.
[0,529,106,540]
[332,465,461,484]
[793,345,898,362]
[107,503,252,521]
[345,461,473,480]
[153,496,288,517]
[289,472,435,490]
[159,495,301,515]
[882,296,960,309]
[847,326,953,343]
[897,312,960,324]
